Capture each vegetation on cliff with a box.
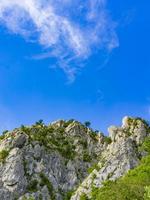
[90,137,150,200]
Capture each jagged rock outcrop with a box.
[71,117,150,200]
[0,120,106,200]
[0,117,149,200]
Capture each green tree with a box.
[84,121,91,128]
[35,119,44,126]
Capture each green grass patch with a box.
[90,155,150,200]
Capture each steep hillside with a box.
[71,117,150,200]
[0,117,150,200]
[0,120,107,200]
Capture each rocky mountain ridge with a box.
[0,117,150,200]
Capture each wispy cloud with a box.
[0,0,119,81]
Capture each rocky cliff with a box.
[0,117,150,200]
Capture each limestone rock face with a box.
[0,120,106,200]
[0,117,149,200]
[12,134,27,148]
[71,117,149,200]
[0,148,27,200]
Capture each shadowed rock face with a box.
[0,117,149,200]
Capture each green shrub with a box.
[140,137,150,154]
[28,198,35,200]
[88,163,101,174]
[35,119,44,126]
[135,117,149,128]
[56,143,76,160]
[40,173,56,200]
[31,127,48,146]
[84,121,91,128]
[39,194,43,200]
[127,117,150,131]
[0,134,5,140]
[30,125,76,160]
[2,130,8,135]
[0,149,9,162]
[27,179,38,192]
[57,127,65,134]
[80,193,89,200]
[0,130,9,140]
[47,126,55,133]
[64,119,74,128]
[103,137,112,144]
[89,132,97,141]
[63,190,74,200]
[22,197,35,200]
[20,125,30,134]
[144,186,150,200]
[90,186,99,200]
[83,152,92,162]
[79,140,88,149]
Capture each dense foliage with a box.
[20,122,77,160]
[19,120,103,162]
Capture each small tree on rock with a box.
[84,121,91,128]
[35,119,44,126]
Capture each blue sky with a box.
[0,0,150,134]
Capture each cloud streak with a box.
[0,0,119,81]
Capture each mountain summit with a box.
[0,117,150,200]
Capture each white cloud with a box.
[0,0,119,81]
